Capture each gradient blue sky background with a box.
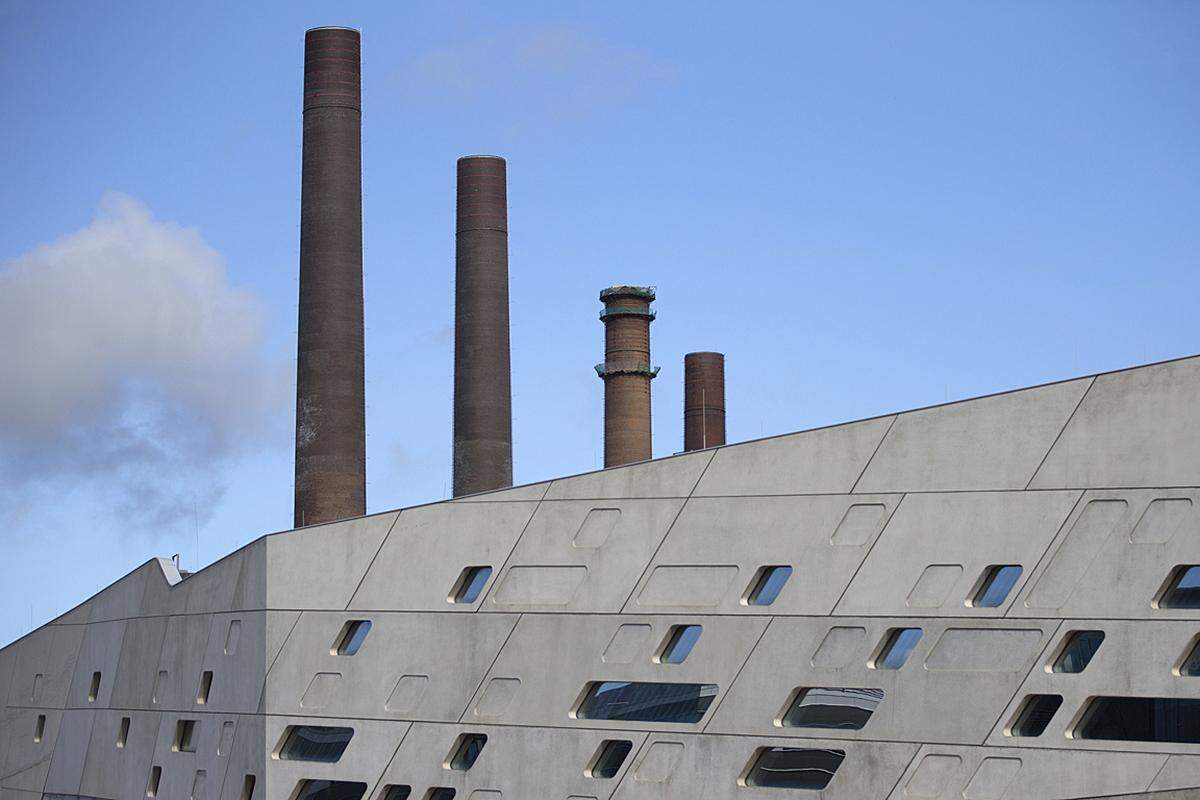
[1,1,1197,646]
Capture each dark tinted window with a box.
[334,621,371,655]
[657,625,702,664]
[589,739,633,778]
[1076,697,1200,743]
[279,726,354,763]
[873,628,923,669]
[294,782,368,800]
[451,566,493,604]
[576,681,718,723]
[746,566,792,606]
[1052,630,1105,673]
[424,790,456,800]
[745,747,845,790]
[381,787,411,800]
[448,733,487,770]
[781,687,884,730]
[972,565,1023,607]
[1010,694,1063,737]
[174,720,198,752]
[1160,566,1200,609]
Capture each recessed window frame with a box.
[743,565,793,606]
[741,746,846,790]
[1073,696,1200,743]
[446,732,488,771]
[777,687,885,730]
[448,566,493,604]
[277,725,355,763]
[147,766,162,798]
[331,620,372,656]
[1048,630,1105,674]
[1156,565,1200,609]
[869,627,923,670]
[89,671,102,702]
[34,714,46,743]
[574,680,719,724]
[293,780,368,800]
[586,739,633,778]
[654,624,703,664]
[1006,694,1063,737]
[968,564,1023,608]
[1175,634,1200,677]
[423,789,456,800]
[379,786,411,800]
[240,775,256,800]
[173,719,198,753]
[118,716,131,748]
[196,670,214,705]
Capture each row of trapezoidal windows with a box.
[440,562,1200,611]
[1007,694,1200,743]
[281,743,850,798]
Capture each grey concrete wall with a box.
[4,355,1200,799]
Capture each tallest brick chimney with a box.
[294,27,366,527]
[597,286,658,467]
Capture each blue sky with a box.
[0,1,1197,646]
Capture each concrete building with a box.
[4,354,1200,800]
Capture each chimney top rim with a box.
[600,285,656,302]
[458,154,506,162]
[306,26,360,34]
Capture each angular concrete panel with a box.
[709,616,1057,745]
[855,378,1091,493]
[545,451,714,500]
[630,494,901,615]
[1014,489,1200,620]
[377,722,642,800]
[349,502,537,612]
[469,614,767,730]
[1031,358,1200,489]
[267,512,398,611]
[487,499,686,613]
[266,611,517,721]
[885,745,1166,800]
[693,416,895,496]
[836,491,1079,617]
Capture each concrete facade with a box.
[4,355,1200,800]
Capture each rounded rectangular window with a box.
[576,681,718,723]
[278,726,354,763]
[1051,630,1104,673]
[970,565,1023,608]
[1075,696,1200,743]
[745,566,793,606]
[333,620,372,656]
[381,788,411,800]
[744,747,845,790]
[656,625,702,664]
[587,739,633,778]
[447,733,487,771]
[293,781,367,800]
[1158,566,1200,609]
[1008,694,1063,737]
[450,566,493,604]
[871,628,923,670]
[1179,637,1200,676]
[780,687,884,730]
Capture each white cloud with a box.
[0,193,288,531]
